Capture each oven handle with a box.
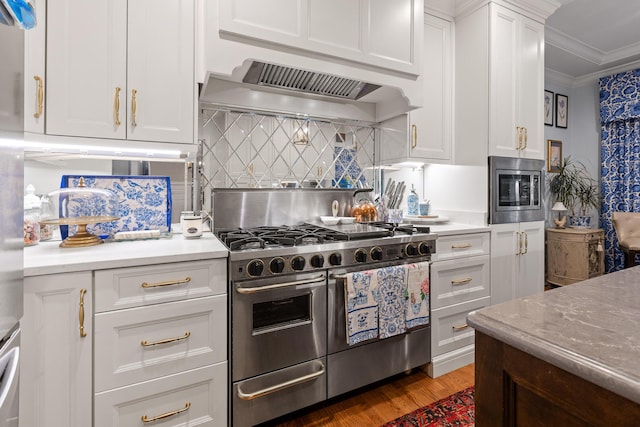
[237,361,326,400]
[236,275,326,294]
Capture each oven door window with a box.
[253,293,312,334]
[498,173,533,207]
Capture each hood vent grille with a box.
[242,61,381,100]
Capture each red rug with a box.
[380,386,475,427]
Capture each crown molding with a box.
[545,26,604,65]
[454,0,560,22]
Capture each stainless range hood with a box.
[242,61,382,101]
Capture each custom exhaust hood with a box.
[242,61,382,101]
[198,1,423,124]
[199,59,418,124]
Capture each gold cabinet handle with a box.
[451,243,472,250]
[517,231,522,255]
[131,89,137,127]
[33,75,43,118]
[523,127,528,149]
[79,288,87,338]
[411,124,417,149]
[516,126,522,150]
[141,277,191,288]
[452,324,469,331]
[141,331,190,347]
[141,402,191,423]
[451,277,473,286]
[523,231,528,254]
[114,87,121,126]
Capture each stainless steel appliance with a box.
[489,156,545,224]
[0,1,35,423]
[213,189,436,427]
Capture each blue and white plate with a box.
[60,175,172,239]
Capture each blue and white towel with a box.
[405,261,430,329]
[377,265,408,339]
[345,270,379,345]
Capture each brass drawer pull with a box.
[79,288,87,338]
[141,277,191,288]
[452,323,469,332]
[451,243,472,249]
[141,331,190,347]
[141,402,191,423]
[451,277,472,286]
[34,75,43,118]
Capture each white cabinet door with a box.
[489,4,544,160]
[490,221,545,305]
[20,272,92,427]
[23,0,46,134]
[127,0,194,144]
[45,0,194,144]
[46,0,127,139]
[517,220,545,298]
[379,13,452,165]
[219,0,421,75]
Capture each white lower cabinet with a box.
[20,272,93,427]
[21,258,228,427]
[94,362,227,427]
[427,232,490,378]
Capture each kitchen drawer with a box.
[430,255,490,309]
[94,259,226,312]
[94,295,226,392]
[433,232,490,261]
[431,296,490,357]
[94,362,227,427]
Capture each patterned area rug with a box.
[380,386,475,427]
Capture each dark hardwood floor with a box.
[260,363,475,427]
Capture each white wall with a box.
[544,78,601,226]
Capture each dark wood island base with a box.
[475,331,640,426]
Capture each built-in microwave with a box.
[489,156,545,224]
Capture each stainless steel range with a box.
[213,189,436,427]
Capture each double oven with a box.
[213,189,436,426]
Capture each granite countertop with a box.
[467,267,640,404]
[24,233,229,277]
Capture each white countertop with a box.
[24,233,228,277]
[427,223,490,236]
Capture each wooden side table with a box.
[546,227,605,286]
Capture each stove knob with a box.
[310,254,324,268]
[370,246,383,261]
[247,259,265,277]
[270,257,286,274]
[329,252,342,266]
[418,242,432,255]
[405,243,418,257]
[291,256,306,271]
[354,248,367,263]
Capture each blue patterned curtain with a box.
[599,69,640,272]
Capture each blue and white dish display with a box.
[60,175,172,239]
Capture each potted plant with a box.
[548,156,600,227]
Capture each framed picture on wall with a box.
[544,90,554,126]
[547,139,563,172]
[556,93,568,128]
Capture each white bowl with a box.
[338,216,356,224]
[320,216,340,225]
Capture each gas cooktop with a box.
[216,222,431,252]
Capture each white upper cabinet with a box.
[218,0,422,75]
[44,0,195,144]
[378,13,452,165]
[455,2,546,164]
[23,0,46,134]
[489,4,544,159]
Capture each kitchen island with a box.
[467,267,640,426]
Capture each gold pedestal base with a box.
[59,225,104,248]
